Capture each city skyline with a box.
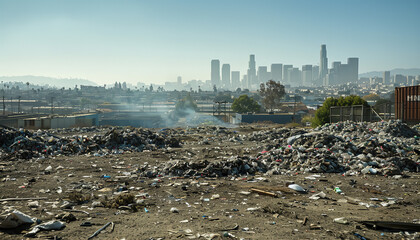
[1,0,419,85]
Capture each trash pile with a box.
[252,120,419,175]
[0,127,181,160]
[137,120,419,177]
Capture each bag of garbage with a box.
[24,220,65,237]
[0,210,36,229]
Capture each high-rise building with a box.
[325,58,358,85]
[247,55,257,88]
[271,64,283,82]
[221,64,231,89]
[312,65,319,84]
[319,44,328,84]
[287,68,301,86]
[383,71,390,85]
[258,66,269,84]
[394,74,405,85]
[231,71,240,90]
[302,65,313,86]
[283,65,293,84]
[347,57,359,83]
[241,75,248,89]
[211,59,220,87]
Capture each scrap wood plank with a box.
[250,188,278,197]
[244,185,295,194]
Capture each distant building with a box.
[319,44,328,84]
[283,65,293,84]
[241,74,248,89]
[231,71,240,90]
[271,64,283,82]
[312,65,320,85]
[326,58,359,85]
[258,66,269,84]
[247,55,257,88]
[211,59,220,87]
[287,68,301,87]
[221,64,231,89]
[394,74,405,85]
[302,65,313,86]
[383,71,390,85]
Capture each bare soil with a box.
[1,125,419,240]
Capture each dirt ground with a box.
[0,124,419,240]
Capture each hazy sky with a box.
[0,0,419,85]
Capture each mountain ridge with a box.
[359,68,420,78]
[0,75,98,88]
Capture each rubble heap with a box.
[137,120,419,177]
[0,127,180,160]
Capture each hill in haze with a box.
[0,75,98,88]
[359,68,420,78]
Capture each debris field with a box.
[0,120,419,239]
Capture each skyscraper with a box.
[347,58,359,83]
[258,66,269,84]
[312,65,319,84]
[231,71,240,90]
[211,60,220,87]
[283,65,293,84]
[302,65,313,86]
[221,64,231,89]
[247,55,257,88]
[383,71,390,85]
[319,44,328,83]
[271,64,283,82]
[287,68,301,87]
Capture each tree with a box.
[259,80,285,112]
[312,95,368,127]
[231,95,261,114]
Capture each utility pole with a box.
[291,95,297,123]
[17,96,21,114]
[51,97,54,114]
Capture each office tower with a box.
[231,71,240,90]
[283,65,293,84]
[221,64,231,89]
[211,59,220,87]
[383,71,390,85]
[312,65,319,84]
[271,64,283,82]
[394,74,405,85]
[247,55,257,88]
[241,75,248,89]
[302,65,313,86]
[287,68,301,87]
[347,58,359,83]
[258,66,269,84]
[319,44,328,83]
[329,62,341,85]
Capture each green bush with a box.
[313,95,368,127]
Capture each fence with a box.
[329,104,394,123]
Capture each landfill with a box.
[0,120,419,239]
